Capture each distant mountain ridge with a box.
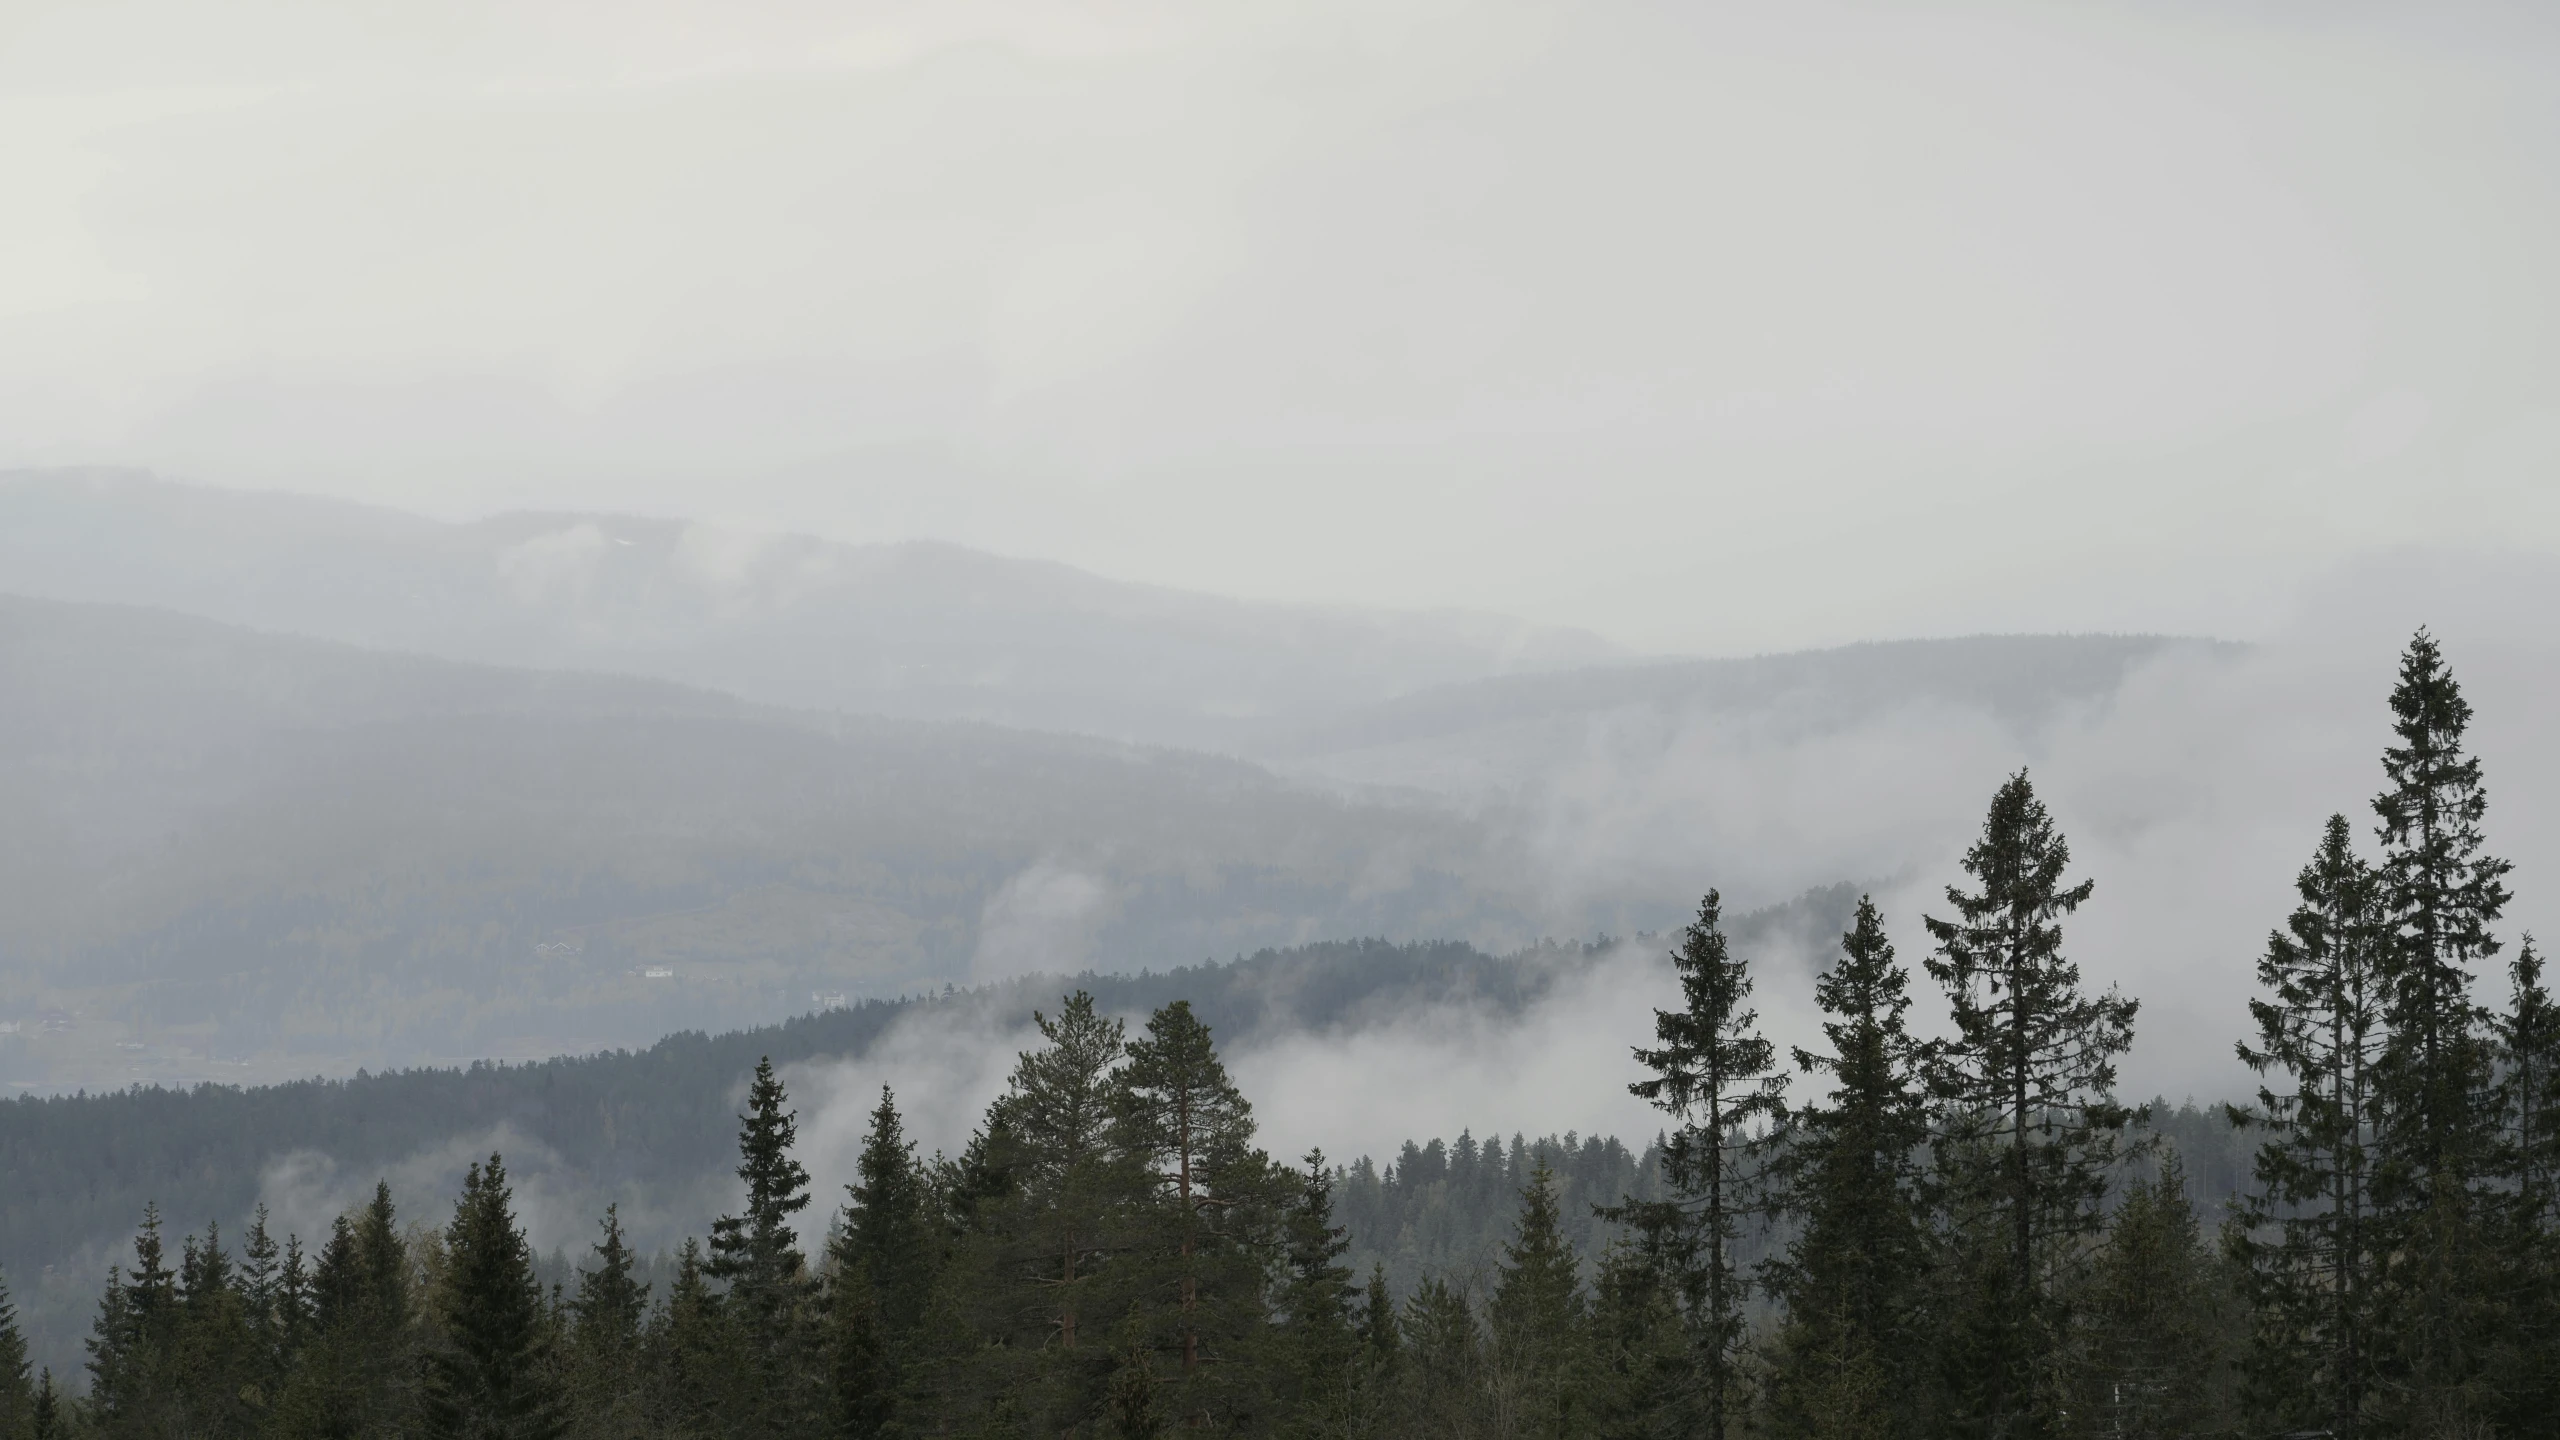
[0,468,1622,749]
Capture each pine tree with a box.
[565,1206,649,1440]
[2368,631,2509,1432]
[2068,1157,2227,1440]
[1923,771,2136,1440]
[422,1155,564,1440]
[1489,1163,1587,1440]
[1114,999,1273,1418]
[706,1056,818,1439]
[1766,896,1932,1439]
[0,1266,32,1440]
[2230,814,2386,1437]
[1614,888,1785,1440]
[921,992,1133,1431]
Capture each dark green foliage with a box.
[423,1155,564,1440]
[20,629,2555,1440]
[2230,813,2386,1437]
[912,991,1135,1431]
[1488,1164,1587,1440]
[1269,1154,1361,1437]
[2367,631,2510,1434]
[704,1057,817,1440]
[2495,937,2560,1423]
[2067,1157,2232,1439]
[564,1207,647,1440]
[0,1268,31,1440]
[1765,896,1931,1439]
[1923,771,2136,1440]
[639,1240,728,1440]
[837,1088,936,1342]
[1615,889,1785,1440]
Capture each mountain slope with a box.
[0,596,1529,1083]
[0,468,1618,748]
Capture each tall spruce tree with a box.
[2494,936,2559,1424]
[837,1088,938,1339]
[175,1222,261,1440]
[1489,1163,1588,1440]
[2368,630,2509,1431]
[641,1238,731,1440]
[86,1204,181,1440]
[565,1206,648,1440]
[706,1056,818,1438]
[1268,1152,1361,1437]
[1766,896,1931,1440]
[1922,771,2136,1440]
[423,1155,564,1440]
[2230,813,2386,1437]
[0,1266,31,1440]
[1615,889,1785,1440]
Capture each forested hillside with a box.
[5,629,2542,1437]
[0,597,1551,1082]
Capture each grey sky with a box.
[5,0,2557,652]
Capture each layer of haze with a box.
[7,1,2559,652]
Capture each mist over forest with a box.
[6,3,2560,1434]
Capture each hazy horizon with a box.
[7,1,2559,653]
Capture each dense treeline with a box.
[1,630,2551,1437]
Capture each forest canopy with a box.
[1,630,2551,1439]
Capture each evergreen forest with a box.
[2,631,2554,1438]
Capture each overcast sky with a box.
[5,0,2557,653]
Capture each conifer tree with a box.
[0,1266,32,1440]
[1397,1277,1487,1439]
[1115,999,1272,1412]
[2068,1157,2228,1440]
[2367,630,2509,1430]
[275,1182,416,1440]
[2230,814,2386,1437]
[86,1203,181,1440]
[1489,1163,1588,1440]
[1766,896,1931,1439]
[1922,772,2135,1440]
[176,1222,262,1440]
[1268,1153,1360,1437]
[836,1088,937,1341]
[2494,936,2560,1425]
[824,1260,894,1440]
[26,1372,52,1440]
[1615,889,1784,1440]
[565,1206,648,1440]
[422,1155,563,1440]
[927,992,1133,1430]
[707,1056,818,1438]
[642,1238,730,1440]
[1584,1243,1689,1440]
[1358,1266,1399,1373]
